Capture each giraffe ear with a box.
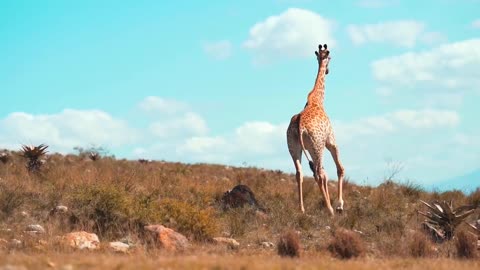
[315,51,318,56]
[326,68,329,75]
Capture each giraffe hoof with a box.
[335,207,344,214]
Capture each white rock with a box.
[63,231,100,250]
[213,237,240,248]
[261,241,274,248]
[25,224,45,234]
[109,241,130,253]
[54,205,68,213]
[10,239,22,248]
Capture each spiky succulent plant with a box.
[0,152,9,164]
[88,151,100,161]
[21,144,48,172]
[418,200,476,242]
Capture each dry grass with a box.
[2,254,480,270]
[277,230,301,257]
[0,150,479,268]
[408,232,433,258]
[455,231,478,259]
[328,228,365,259]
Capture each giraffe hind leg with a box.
[326,136,345,213]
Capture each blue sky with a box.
[1,0,479,187]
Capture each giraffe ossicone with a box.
[286,43,345,216]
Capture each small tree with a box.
[73,145,114,161]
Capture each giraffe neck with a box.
[306,60,328,107]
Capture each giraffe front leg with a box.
[294,160,305,213]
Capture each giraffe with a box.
[286,44,345,216]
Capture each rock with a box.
[261,241,274,248]
[25,224,45,234]
[0,238,8,249]
[10,239,22,248]
[109,241,130,253]
[213,237,240,248]
[51,205,68,214]
[353,229,364,235]
[144,225,189,251]
[221,184,265,211]
[63,231,99,250]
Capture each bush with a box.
[70,184,135,238]
[158,198,218,241]
[467,188,480,207]
[225,206,256,237]
[277,230,301,257]
[409,232,432,258]
[328,229,365,259]
[455,231,477,259]
[0,183,26,219]
[399,181,424,200]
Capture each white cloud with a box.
[0,109,138,153]
[372,39,480,90]
[347,20,444,47]
[334,109,459,143]
[177,121,287,161]
[243,8,335,61]
[202,40,233,60]
[356,0,398,8]
[149,112,208,138]
[138,96,189,114]
[472,19,480,29]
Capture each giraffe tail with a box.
[298,120,315,174]
[308,160,315,174]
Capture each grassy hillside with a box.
[0,150,479,269]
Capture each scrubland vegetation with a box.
[0,148,479,269]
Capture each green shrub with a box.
[158,198,218,241]
[70,184,132,237]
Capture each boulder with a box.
[144,225,189,251]
[261,241,274,248]
[50,205,68,215]
[63,231,99,250]
[109,241,130,253]
[221,184,265,211]
[25,224,45,234]
[9,239,22,248]
[213,237,240,248]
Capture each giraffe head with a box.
[315,44,331,74]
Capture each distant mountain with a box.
[432,169,480,193]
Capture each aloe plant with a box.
[418,200,476,242]
[21,144,48,172]
[0,152,9,164]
